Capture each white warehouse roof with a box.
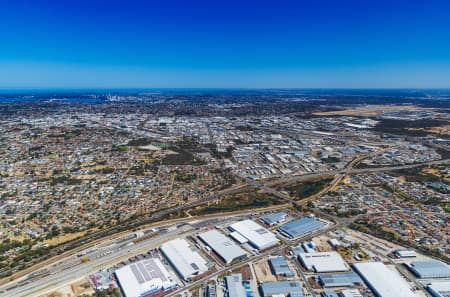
[198,230,247,264]
[353,262,416,297]
[427,281,450,297]
[229,219,279,250]
[115,258,177,297]
[298,252,348,273]
[160,238,208,281]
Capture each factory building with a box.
[269,256,295,277]
[278,217,324,239]
[405,260,450,279]
[160,238,208,281]
[228,220,279,251]
[393,250,416,258]
[353,262,416,297]
[259,281,304,297]
[225,274,247,297]
[298,252,348,273]
[317,273,363,288]
[115,258,177,297]
[198,229,247,264]
[260,212,287,226]
[427,281,450,297]
[339,289,363,297]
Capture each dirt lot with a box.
[312,235,332,252]
[252,258,277,282]
[39,279,94,297]
[313,105,436,117]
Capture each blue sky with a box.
[1,0,450,88]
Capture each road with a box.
[1,157,449,295]
[164,214,354,297]
[0,208,288,297]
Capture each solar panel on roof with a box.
[131,263,145,284]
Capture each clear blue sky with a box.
[1,0,450,89]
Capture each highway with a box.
[1,156,449,296]
[0,209,286,297]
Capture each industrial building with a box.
[198,229,247,264]
[260,212,287,226]
[298,252,348,273]
[339,289,363,297]
[394,250,416,258]
[229,231,248,244]
[207,284,217,297]
[353,262,416,297]
[225,274,247,297]
[160,238,208,281]
[269,256,295,277]
[259,281,304,297]
[317,273,363,288]
[278,217,324,239]
[228,220,279,251]
[321,291,339,297]
[427,281,450,297]
[115,258,177,297]
[405,260,450,278]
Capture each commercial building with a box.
[228,220,279,251]
[298,252,348,273]
[405,260,450,279]
[317,273,363,288]
[269,256,295,277]
[115,258,177,297]
[225,274,247,297]
[259,281,304,297]
[426,281,450,297]
[278,217,324,239]
[353,262,416,297]
[260,212,287,226]
[160,238,208,281]
[198,230,247,264]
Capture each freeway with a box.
[0,208,287,297]
[1,157,449,295]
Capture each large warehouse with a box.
[278,217,324,239]
[298,252,348,273]
[228,220,279,251]
[115,258,177,297]
[259,281,304,297]
[160,238,208,281]
[198,229,247,264]
[427,281,450,297]
[353,262,416,297]
[317,273,363,288]
[405,260,450,279]
[225,274,247,297]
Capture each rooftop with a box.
[279,217,324,239]
[353,262,416,297]
[198,229,246,264]
[406,260,450,279]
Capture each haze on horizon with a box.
[1,0,450,89]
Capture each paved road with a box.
[0,208,287,297]
[2,157,449,295]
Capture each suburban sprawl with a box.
[0,89,449,297]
